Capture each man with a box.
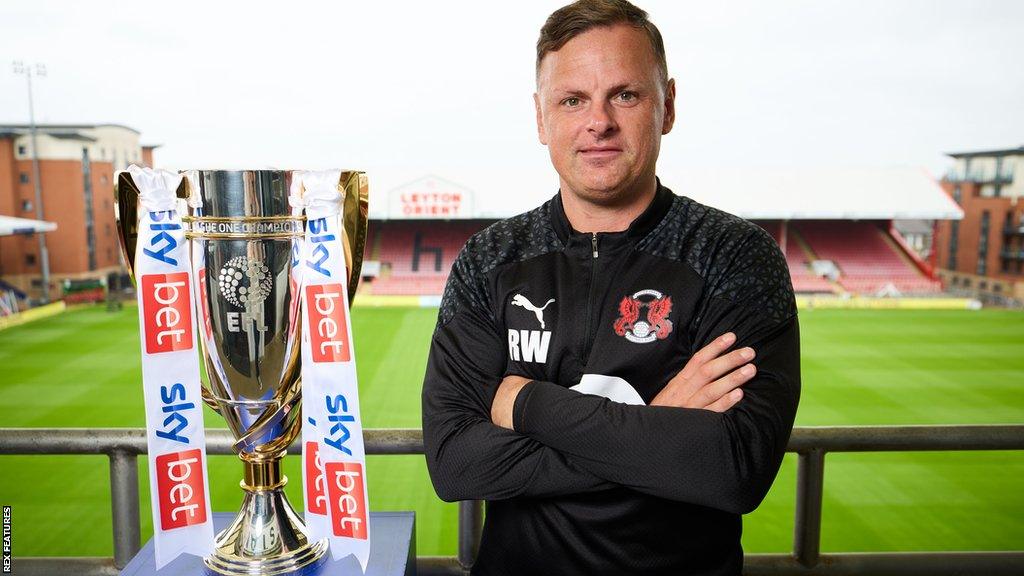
[422,1,800,574]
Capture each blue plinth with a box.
[120,512,416,576]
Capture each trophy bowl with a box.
[115,169,369,574]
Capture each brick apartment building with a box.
[0,124,155,302]
[934,146,1024,301]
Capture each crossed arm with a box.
[422,277,800,515]
[422,302,616,501]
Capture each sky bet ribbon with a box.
[292,170,372,571]
[127,165,215,568]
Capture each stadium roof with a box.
[0,123,141,134]
[946,146,1024,158]
[0,215,57,237]
[368,166,963,221]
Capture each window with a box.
[21,200,32,212]
[977,211,990,276]
[17,145,26,155]
[948,221,959,270]
[19,172,29,184]
[25,254,36,266]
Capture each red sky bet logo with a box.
[306,284,351,363]
[325,461,368,539]
[304,441,328,516]
[155,448,207,530]
[142,273,193,354]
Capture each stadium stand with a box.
[361,167,959,298]
[794,220,941,294]
[366,218,940,297]
[365,221,482,296]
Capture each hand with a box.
[650,332,756,412]
[491,375,532,430]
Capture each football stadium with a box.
[2,161,1024,574]
[2,2,1024,575]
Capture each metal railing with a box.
[2,425,1023,575]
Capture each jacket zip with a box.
[582,232,599,364]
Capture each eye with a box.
[561,96,582,108]
[617,91,639,103]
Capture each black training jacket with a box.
[422,182,800,576]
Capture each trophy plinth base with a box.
[120,512,415,576]
[203,460,328,575]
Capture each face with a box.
[535,23,675,207]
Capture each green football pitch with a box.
[1,305,1022,557]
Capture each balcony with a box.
[945,170,1014,184]
[999,248,1024,260]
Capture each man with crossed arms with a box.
[422,1,800,574]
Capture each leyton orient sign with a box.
[387,175,473,219]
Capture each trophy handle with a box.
[340,171,369,304]
[201,387,223,415]
[114,170,190,281]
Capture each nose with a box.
[586,101,618,138]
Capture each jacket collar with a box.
[550,178,674,248]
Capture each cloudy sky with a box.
[2,0,1022,181]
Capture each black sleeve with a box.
[422,245,614,502]
[512,230,800,514]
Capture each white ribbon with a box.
[128,165,215,568]
[293,170,372,571]
[127,164,181,213]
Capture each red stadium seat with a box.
[794,221,940,295]
[364,219,939,297]
[368,221,485,295]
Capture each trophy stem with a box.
[242,458,287,491]
[204,456,328,575]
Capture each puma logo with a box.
[511,294,555,329]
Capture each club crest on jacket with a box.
[614,289,673,344]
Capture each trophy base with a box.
[204,459,329,575]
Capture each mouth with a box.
[577,146,623,160]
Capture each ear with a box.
[661,78,676,135]
[534,93,548,145]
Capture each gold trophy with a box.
[115,169,369,574]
